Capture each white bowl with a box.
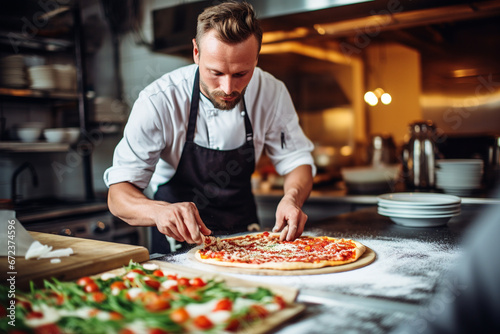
[17,127,42,142]
[64,127,80,144]
[44,128,80,144]
[43,128,66,143]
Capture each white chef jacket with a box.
[104,64,316,193]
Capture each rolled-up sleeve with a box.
[103,92,168,190]
[264,82,317,177]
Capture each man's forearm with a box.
[108,182,166,227]
[282,164,313,207]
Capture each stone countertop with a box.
[156,206,484,333]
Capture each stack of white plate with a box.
[377,192,461,227]
[28,65,59,90]
[436,159,483,196]
[0,55,29,88]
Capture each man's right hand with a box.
[152,201,211,244]
[108,182,211,245]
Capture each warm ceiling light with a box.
[364,91,378,106]
[381,92,392,105]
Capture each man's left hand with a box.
[273,196,308,241]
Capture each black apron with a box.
[152,69,259,253]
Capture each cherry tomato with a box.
[182,287,202,301]
[142,292,170,312]
[84,282,100,293]
[152,270,164,277]
[131,269,145,275]
[15,300,32,312]
[26,311,44,319]
[119,329,135,334]
[225,318,241,332]
[76,276,93,287]
[109,311,124,320]
[274,295,287,310]
[91,292,107,303]
[149,329,169,334]
[177,278,190,287]
[190,277,206,287]
[110,281,127,294]
[170,307,189,324]
[144,277,161,290]
[193,315,213,330]
[34,324,61,334]
[213,298,232,311]
[167,274,178,280]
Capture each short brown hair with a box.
[196,1,262,54]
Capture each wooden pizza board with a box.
[96,260,306,334]
[2,231,150,290]
[187,246,376,276]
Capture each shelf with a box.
[0,141,70,153]
[0,87,79,101]
[0,30,74,53]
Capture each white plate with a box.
[386,216,454,227]
[378,202,460,210]
[377,193,461,206]
[377,207,461,216]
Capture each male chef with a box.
[104,1,316,253]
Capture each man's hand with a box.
[273,196,308,241]
[108,182,211,245]
[271,165,313,241]
[153,202,211,244]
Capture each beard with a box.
[200,78,245,110]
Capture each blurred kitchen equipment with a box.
[341,164,400,194]
[402,120,438,189]
[367,133,397,166]
[15,122,45,142]
[43,127,80,144]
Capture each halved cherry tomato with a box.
[177,277,190,287]
[213,298,232,311]
[110,311,124,320]
[149,329,169,334]
[76,276,93,287]
[119,329,135,334]
[190,277,206,287]
[26,311,44,319]
[91,292,107,303]
[15,300,32,312]
[84,282,100,293]
[144,277,161,290]
[110,281,127,294]
[182,286,201,301]
[193,315,213,330]
[170,307,189,324]
[131,269,145,275]
[167,274,178,280]
[142,292,170,312]
[152,270,164,277]
[274,295,287,310]
[225,318,241,332]
[34,323,61,334]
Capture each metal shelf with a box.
[0,87,79,101]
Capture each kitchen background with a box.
[1,0,499,245]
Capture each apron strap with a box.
[186,68,200,143]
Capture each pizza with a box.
[0,261,292,334]
[195,231,366,270]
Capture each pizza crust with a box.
[195,234,366,271]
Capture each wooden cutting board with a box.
[2,231,149,290]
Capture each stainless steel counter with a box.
[156,205,488,333]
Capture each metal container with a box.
[402,121,438,189]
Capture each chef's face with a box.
[193,30,258,110]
